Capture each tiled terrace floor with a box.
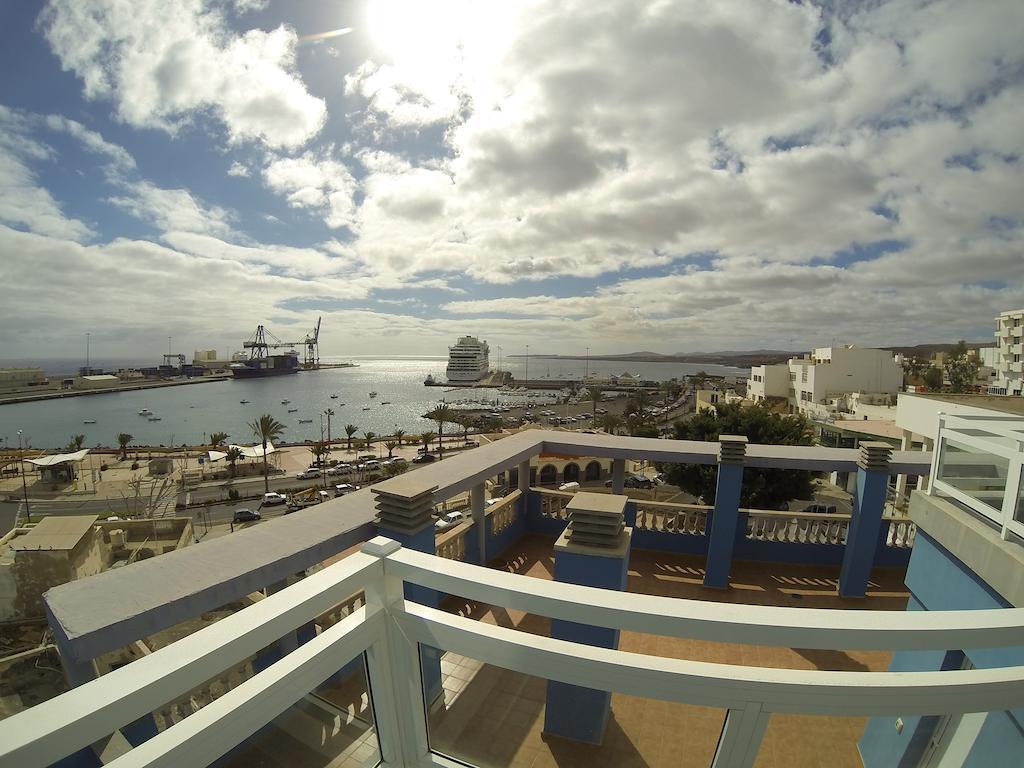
[428,534,911,768]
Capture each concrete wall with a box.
[860,531,1024,767]
[896,393,1011,442]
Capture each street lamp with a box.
[525,344,529,388]
[585,346,590,381]
[17,430,31,524]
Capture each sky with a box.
[0,0,1021,362]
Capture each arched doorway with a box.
[585,461,601,481]
[539,464,557,485]
[563,463,580,483]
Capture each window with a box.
[801,368,808,383]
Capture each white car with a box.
[261,492,287,506]
[296,468,321,479]
[327,464,352,476]
[435,511,469,531]
[334,483,359,496]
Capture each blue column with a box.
[703,436,747,589]
[373,486,444,707]
[611,458,626,494]
[545,492,631,745]
[840,442,893,598]
[471,482,486,564]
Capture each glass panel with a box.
[216,654,380,768]
[1015,466,1024,525]
[426,648,726,768]
[754,713,867,768]
[935,438,1009,513]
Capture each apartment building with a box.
[990,308,1024,395]
[747,345,903,417]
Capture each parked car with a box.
[435,510,469,531]
[558,481,580,492]
[604,475,655,489]
[296,468,321,479]
[412,453,436,464]
[327,464,352,476]
[334,484,359,497]
[261,492,287,506]
[359,460,381,471]
[389,456,407,465]
[232,508,260,523]
[796,502,838,514]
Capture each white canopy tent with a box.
[24,449,90,467]
[206,443,276,463]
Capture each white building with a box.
[446,336,490,382]
[747,345,903,417]
[0,368,47,391]
[990,308,1024,396]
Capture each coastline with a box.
[0,375,231,406]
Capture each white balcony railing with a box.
[930,413,1024,540]
[4,536,1024,768]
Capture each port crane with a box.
[242,318,321,368]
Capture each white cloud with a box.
[41,0,326,148]
[0,106,94,241]
[227,161,250,177]
[262,152,357,229]
[108,181,234,236]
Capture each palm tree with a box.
[248,414,285,494]
[323,408,335,445]
[426,403,456,460]
[344,424,358,451]
[310,440,329,466]
[209,432,228,447]
[394,428,406,447]
[421,431,437,452]
[601,413,624,435]
[66,434,86,452]
[225,446,243,477]
[384,440,398,458]
[117,433,133,461]
[363,431,377,455]
[586,386,603,420]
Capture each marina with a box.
[0,356,748,449]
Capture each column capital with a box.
[373,486,437,535]
[858,441,893,471]
[718,434,748,464]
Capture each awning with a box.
[25,449,91,467]
[230,442,276,459]
[207,451,228,463]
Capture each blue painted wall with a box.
[485,496,528,563]
[860,532,1024,768]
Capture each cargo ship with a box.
[230,351,299,379]
[231,324,301,379]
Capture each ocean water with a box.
[0,356,748,450]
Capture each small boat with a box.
[337,402,346,406]
[381,401,391,405]
[148,416,162,422]
[287,408,298,413]
[281,399,290,404]
[362,407,371,411]
[330,394,339,399]
[369,391,378,398]
[83,419,96,424]
[138,408,151,415]
[298,419,313,423]
[240,400,250,404]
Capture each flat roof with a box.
[902,393,1024,416]
[821,420,904,440]
[11,515,98,552]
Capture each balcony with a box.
[2,430,1022,768]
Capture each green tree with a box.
[384,440,398,458]
[922,367,943,390]
[661,402,814,509]
[601,413,624,435]
[944,341,980,393]
[344,424,358,451]
[393,428,406,447]
[117,433,133,460]
[309,440,330,467]
[363,431,377,454]
[248,414,285,495]
[426,403,456,459]
[209,432,229,447]
[691,370,709,390]
[421,431,437,452]
[65,434,86,452]
[225,446,243,478]
[902,357,927,384]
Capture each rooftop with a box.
[10,515,97,552]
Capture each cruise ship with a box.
[446,336,490,382]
